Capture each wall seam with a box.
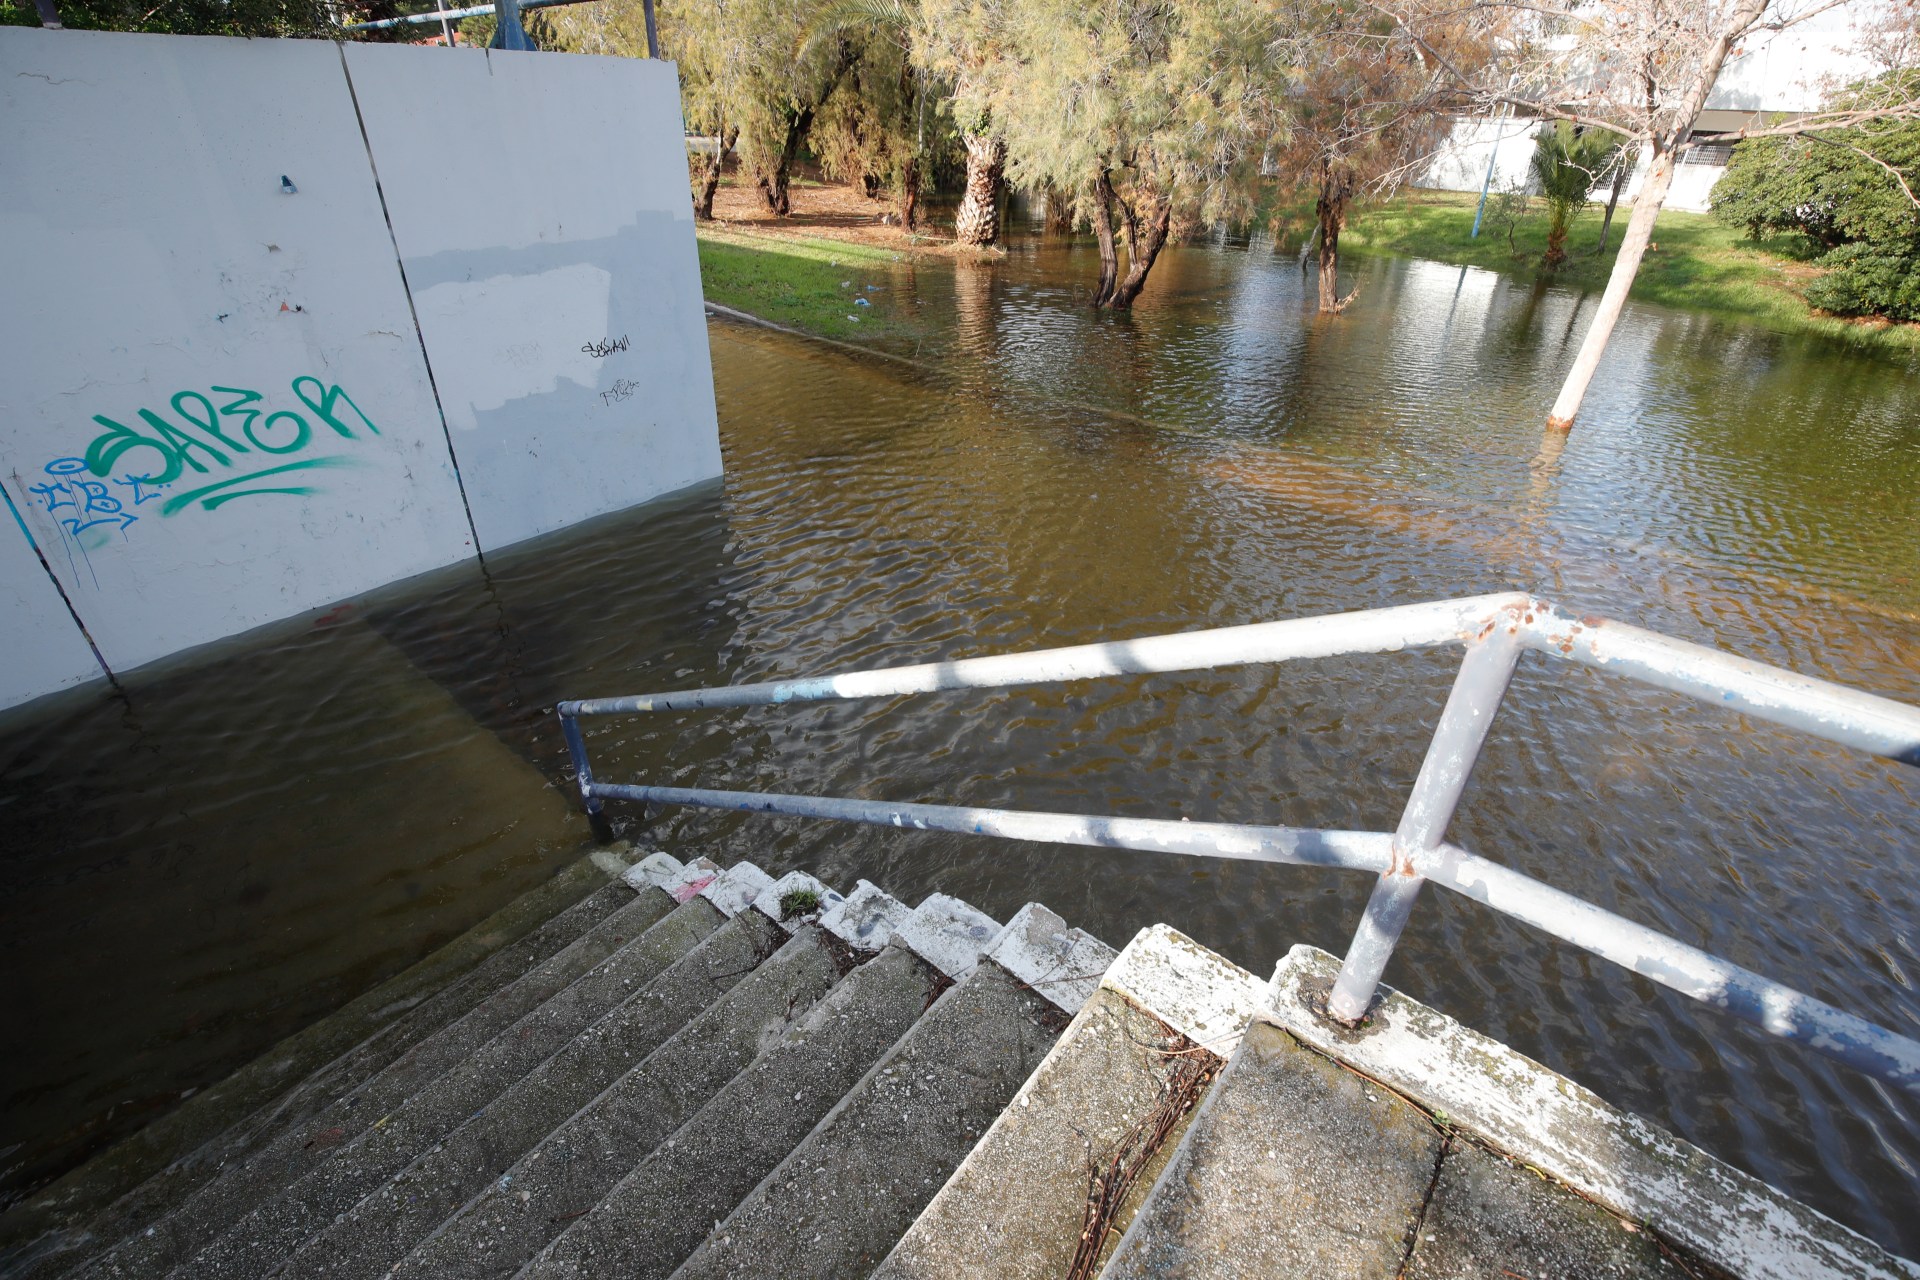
[335,39,489,565]
[2,479,120,691]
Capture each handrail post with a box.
[557,706,613,843]
[1326,624,1524,1023]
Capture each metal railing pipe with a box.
[557,593,1526,718]
[583,782,1395,872]
[1327,627,1524,1022]
[1419,841,1920,1085]
[1522,603,1920,765]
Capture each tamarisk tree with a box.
[1370,0,1920,429]
[1270,0,1496,313]
[966,0,1289,307]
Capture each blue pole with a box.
[1470,113,1503,238]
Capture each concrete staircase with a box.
[1,852,1911,1280]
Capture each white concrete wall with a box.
[0,515,105,711]
[0,28,720,713]
[1419,116,1542,196]
[347,46,721,549]
[0,31,479,683]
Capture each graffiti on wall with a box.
[22,377,382,550]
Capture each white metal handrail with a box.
[556,592,1920,1087]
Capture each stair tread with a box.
[1098,1018,1442,1280]
[179,887,746,1279]
[873,984,1216,1280]
[81,874,704,1280]
[669,958,1065,1280]
[2,857,642,1280]
[283,906,794,1279]
[522,943,943,1280]
[395,919,851,1280]
[1403,1139,1670,1280]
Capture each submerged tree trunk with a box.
[692,123,737,222]
[1547,0,1760,430]
[1545,149,1675,429]
[1315,166,1357,313]
[1043,184,1074,232]
[1089,171,1120,306]
[758,106,815,217]
[954,133,1007,247]
[1108,195,1171,308]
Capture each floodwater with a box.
[4,232,1918,1255]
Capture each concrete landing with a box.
[1101,1017,1443,1280]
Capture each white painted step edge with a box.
[620,851,687,893]
[820,881,913,953]
[698,862,775,917]
[750,872,840,935]
[1097,923,1266,1058]
[891,893,1002,981]
[982,903,1116,1015]
[1267,944,1920,1280]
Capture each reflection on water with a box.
[2,237,1917,1254]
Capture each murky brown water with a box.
[3,235,1918,1253]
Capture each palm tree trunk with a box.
[954,133,1007,247]
[898,155,920,230]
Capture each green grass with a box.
[1335,191,1920,352]
[696,228,904,343]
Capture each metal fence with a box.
[556,592,1920,1088]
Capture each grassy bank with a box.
[696,227,907,343]
[696,187,1919,355]
[1337,190,1920,353]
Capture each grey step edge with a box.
[668,903,1093,1280]
[76,856,720,1280]
[880,908,1257,1280]
[283,871,837,1279]
[1098,1015,1442,1280]
[0,848,665,1280]
[173,862,776,1280]
[518,888,994,1280]
[387,872,851,1280]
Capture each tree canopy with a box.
[1712,71,1920,320]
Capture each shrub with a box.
[1804,243,1920,323]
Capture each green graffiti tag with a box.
[33,377,382,543]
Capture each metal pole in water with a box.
[1327,626,1524,1022]
[558,711,611,841]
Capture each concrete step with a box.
[78,856,722,1280]
[289,872,844,1280]
[176,862,778,1280]
[521,891,997,1280]
[1097,1016,1445,1280]
[667,905,1108,1280]
[872,911,1206,1280]
[1263,944,1920,1280]
[1402,1139,1669,1279]
[390,874,875,1280]
[1,851,655,1280]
